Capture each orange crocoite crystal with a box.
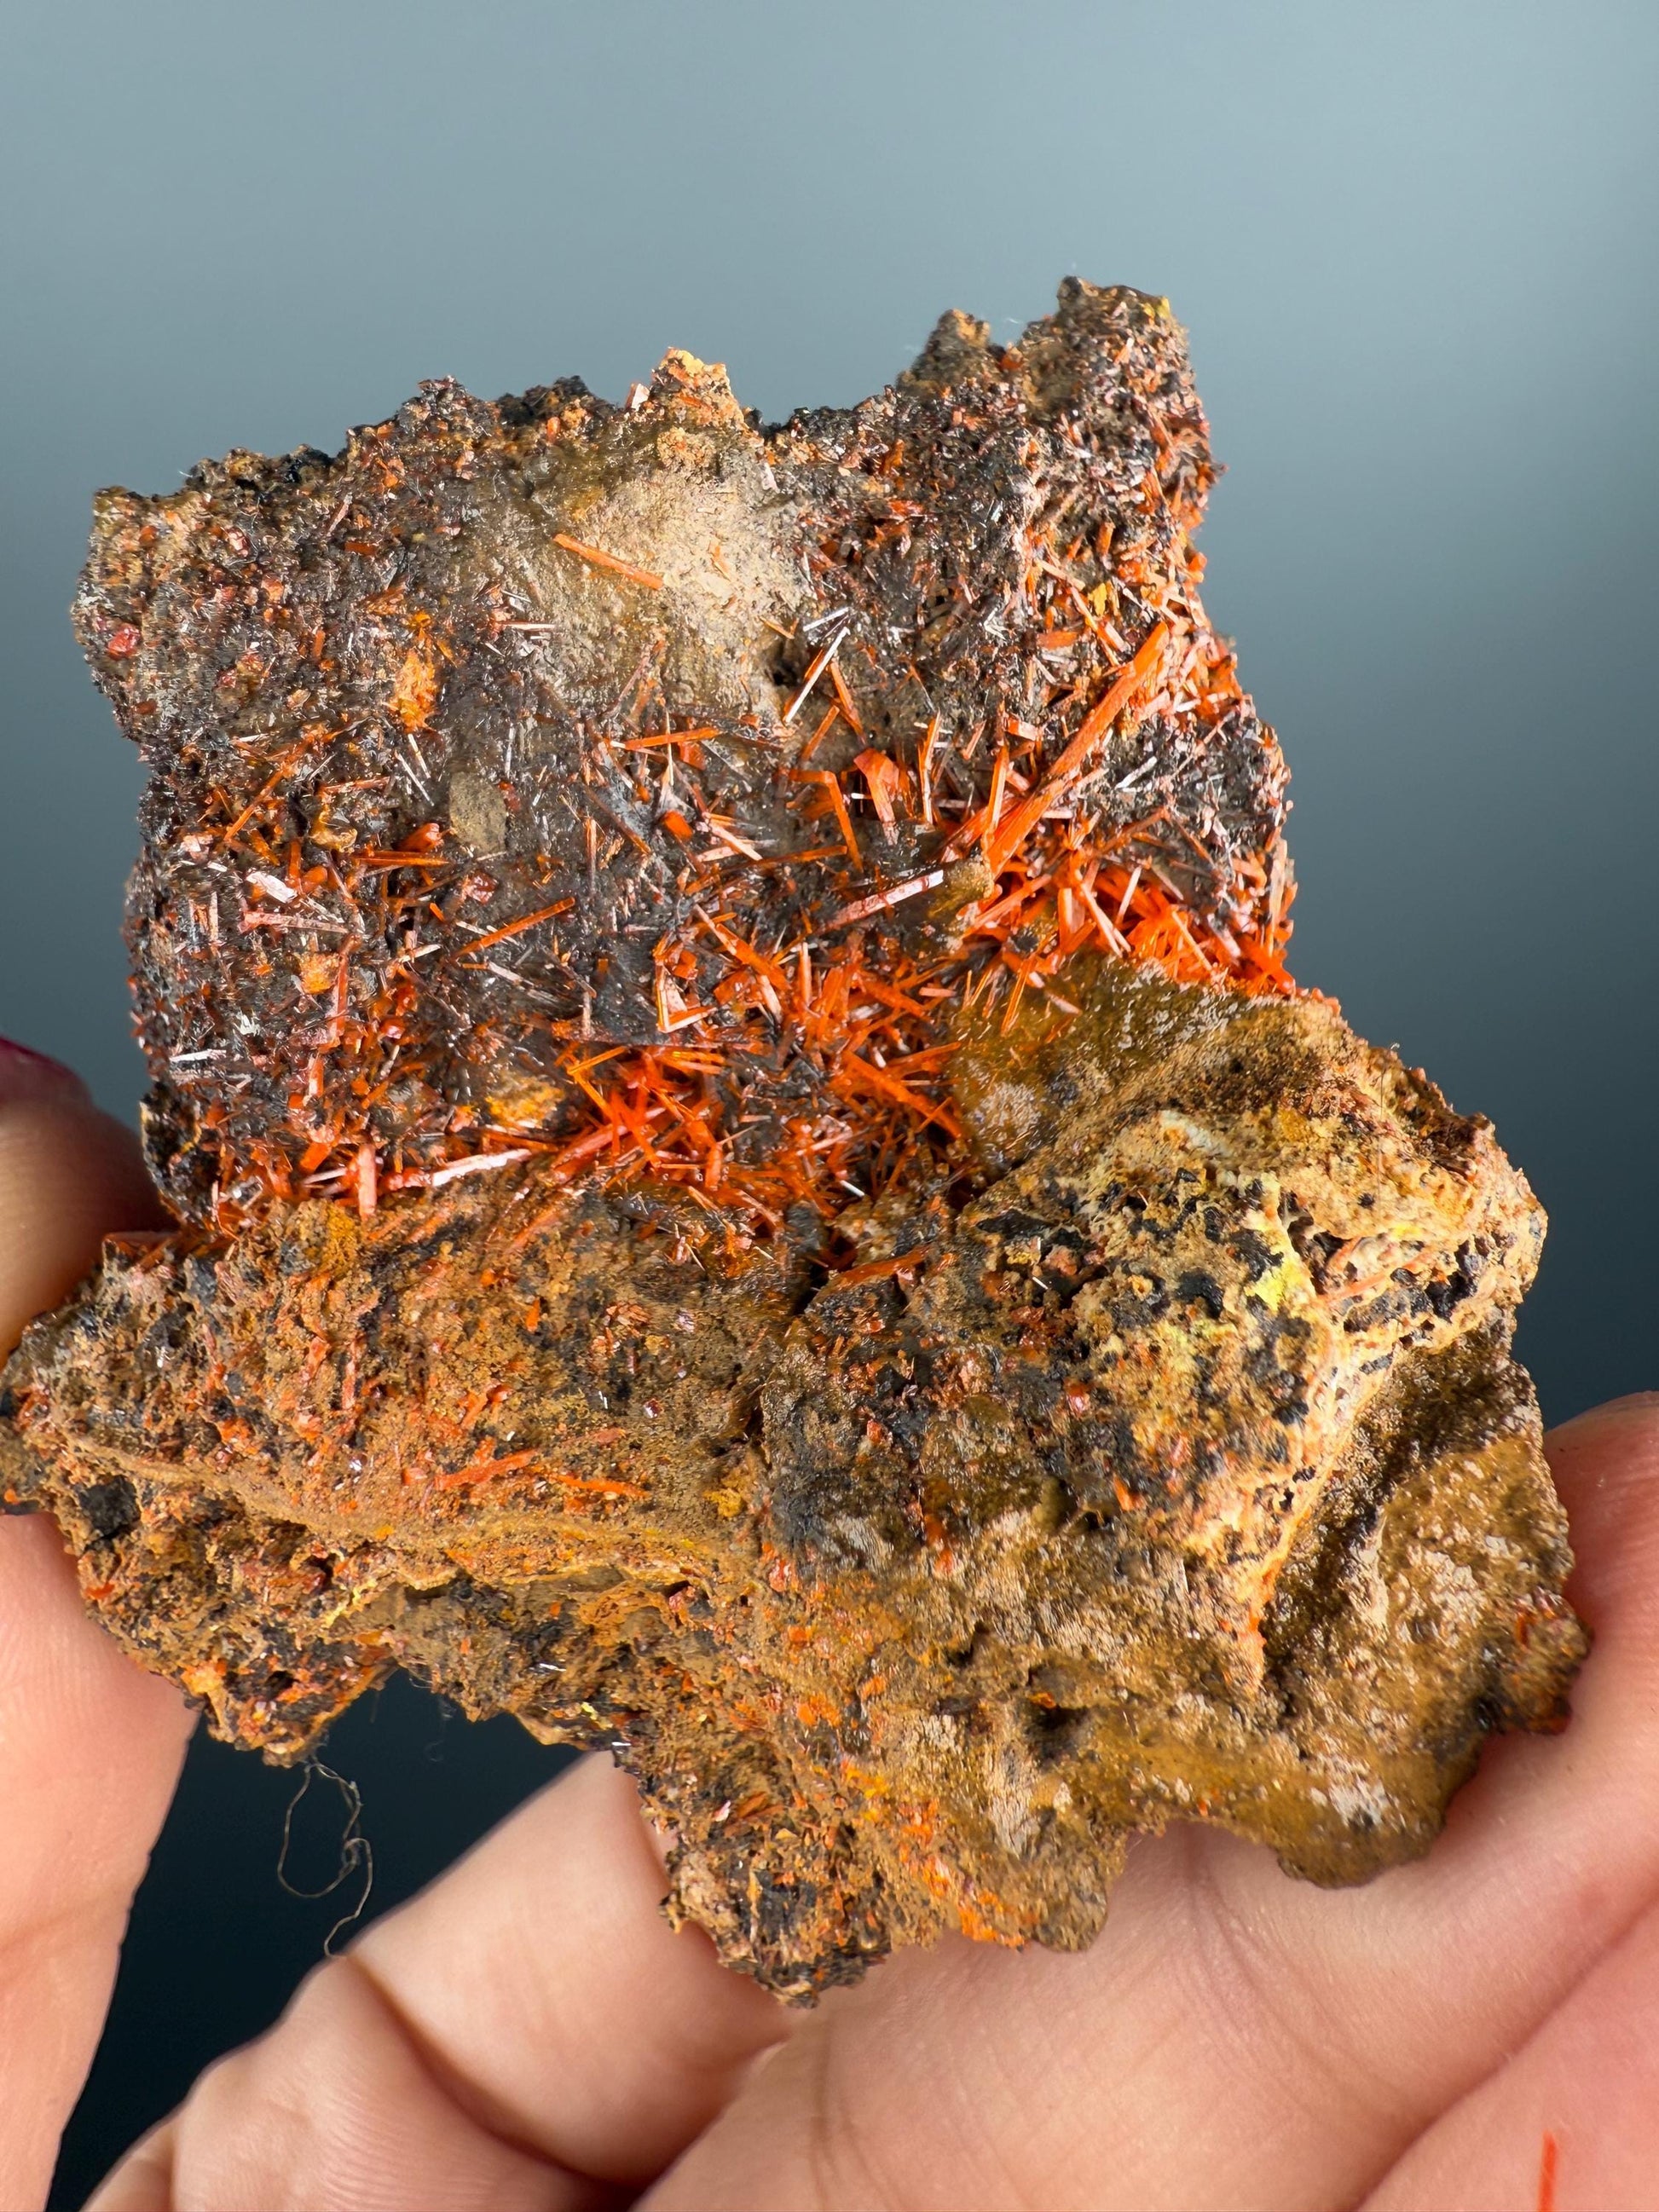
[0,282,1585,1997]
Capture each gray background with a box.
[3,0,1653,2198]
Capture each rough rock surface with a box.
[1,282,1585,1998]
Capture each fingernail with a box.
[0,1037,90,1105]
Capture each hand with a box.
[4,1050,1656,2212]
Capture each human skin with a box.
[3,1048,1657,2211]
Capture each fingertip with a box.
[1546,1390,1659,1467]
[0,1092,165,1354]
[547,1755,788,2031]
[1541,1394,1659,1608]
[0,1037,92,1106]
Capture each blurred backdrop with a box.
[3,1,1653,2198]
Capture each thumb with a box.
[0,1042,194,2212]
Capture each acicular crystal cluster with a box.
[1,282,1585,1996]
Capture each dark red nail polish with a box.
[0,1037,90,1103]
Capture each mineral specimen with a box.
[1,281,1586,1998]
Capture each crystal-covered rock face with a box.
[1,284,1584,1999]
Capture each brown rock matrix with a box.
[1,282,1585,1998]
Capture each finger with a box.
[90,1956,580,2212]
[90,1753,789,2212]
[1360,1889,1659,2211]
[0,1047,165,1341]
[0,1049,194,2212]
[642,1397,1659,2212]
[350,1754,789,2181]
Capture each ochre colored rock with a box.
[1,282,1584,1997]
